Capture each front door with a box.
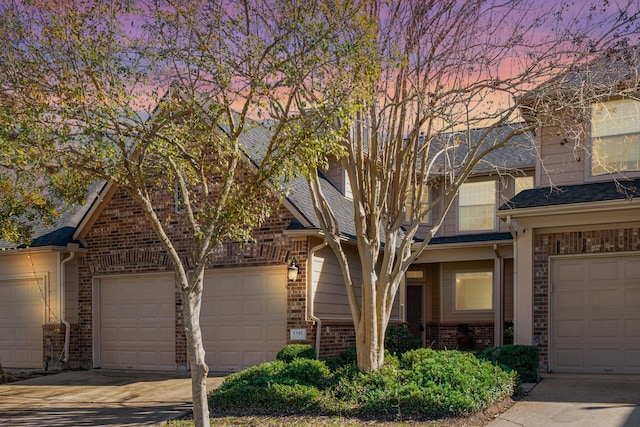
[406,285,423,341]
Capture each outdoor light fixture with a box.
[287,257,299,282]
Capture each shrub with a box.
[385,324,422,356]
[210,348,515,419]
[477,345,539,383]
[280,358,331,388]
[276,344,315,363]
[321,345,357,370]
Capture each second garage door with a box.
[201,267,287,372]
[99,274,176,371]
[0,279,44,368]
[551,254,640,374]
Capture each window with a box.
[406,270,424,279]
[591,99,640,175]
[455,271,493,311]
[458,181,496,231]
[343,169,353,200]
[514,176,534,195]
[405,184,429,223]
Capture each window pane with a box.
[515,176,534,195]
[455,271,493,311]
[458,181,495,231]
[591,99,640,175]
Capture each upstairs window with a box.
[591,99,640,175]
[458,181,496,231]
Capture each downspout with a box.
[60,251,76,365]
[308,241,328,360]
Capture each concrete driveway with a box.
[489,374,640,427]
[0,370,224,426]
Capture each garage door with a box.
[99,275,175,371]
[201,267,287,372]
[0,279,44,368]
[552,254,640,373]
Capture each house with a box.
[497,46,640,374]
[0,121,532,372]
[2,47,638,374]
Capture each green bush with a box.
[210,348,515,419]
[276,344,315,363]
[280,358,331,388]
[384,324,422,356]
[477,345,539,383]
[321,345,357,371]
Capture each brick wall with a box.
[76,185,309,369]
[425,322,494,350]
[43,323,80,370]
[316,321,356,357]
[533,227,640,368]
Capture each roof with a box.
[428,123,536,175]
[498,179,640,211]
[518,45,640,118]
[0,182,104,250]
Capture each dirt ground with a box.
[171,396,517,427]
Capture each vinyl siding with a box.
[313,245,400,321]
[538,125,588,186]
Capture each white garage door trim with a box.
[201,266,287,373]
[550,252,640,374]
[93,273,176,371]
[0,276,47,368]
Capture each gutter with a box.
[496,198,639,219]
[307,241,328,360]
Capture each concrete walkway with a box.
[488,374,640,427]
[0,370,225,426]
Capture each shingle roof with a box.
[428,123,536,175]
[498,179,640,211]
[0,182,104,250]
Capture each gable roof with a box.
[498,179,640,211]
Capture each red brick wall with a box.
[76,185,309,369]
[533,227,640,368]
[425,322,494,350]
[43,323,80,370]
[316,321,356,357]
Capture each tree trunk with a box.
[354,270,386,372]
[182,274,210,427]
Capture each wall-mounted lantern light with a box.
[287,257,299,282]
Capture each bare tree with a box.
[300,0,640,371]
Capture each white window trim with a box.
[453,269,494,313]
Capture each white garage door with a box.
[552,254,640,374]
[99,275,175,371]
[0,279,44,368]
[201,267,287,372]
